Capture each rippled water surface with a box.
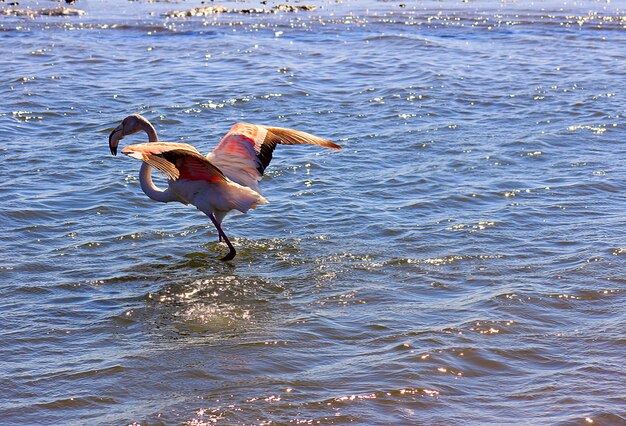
[1,0,625,424]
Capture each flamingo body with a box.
[121,141,267,215]
[108,115,340,261]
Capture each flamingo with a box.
[108,114,341,261]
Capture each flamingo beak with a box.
[108,124,124,156]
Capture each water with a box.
[1,0,625,424]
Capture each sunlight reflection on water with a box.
[1,0,626,424]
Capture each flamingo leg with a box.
[208,213,236,261]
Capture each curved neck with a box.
[138,119,175,203]
[139,163,175,202]
[143,121,158,142]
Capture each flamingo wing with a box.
[206,123,340,189]
[121,142,227,183]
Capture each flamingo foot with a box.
[219,246,237,262]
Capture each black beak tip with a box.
[108,129,119,156]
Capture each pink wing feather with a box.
[121,142,226,183]
[207,123,340,189]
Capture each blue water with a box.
[1,0,625,424]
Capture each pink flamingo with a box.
[108,114,341,261]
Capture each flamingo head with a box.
[109,114,151,156]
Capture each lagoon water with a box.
[1,0,625,424]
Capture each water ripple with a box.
[1,0,626,424]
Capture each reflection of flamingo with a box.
[109,114,341,261]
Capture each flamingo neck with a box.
[138,120,175,203]
[139,163,175,202]
[144,121,158,143]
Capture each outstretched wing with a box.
[206,123,340,190]
[121,142,227,183]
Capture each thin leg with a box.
[214,211,226,242]
[208,213,236,261]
